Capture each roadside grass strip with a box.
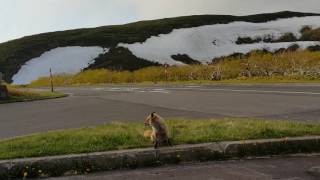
[0,86,66,104]
[0,118,320,160]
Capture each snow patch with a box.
[12,46,108,85]
[119,16,320,64]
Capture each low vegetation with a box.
[0,85,66,103]
[301,26,320,41]
[236,26,320,45]
[0,118,319,160]
[30,50,320,86]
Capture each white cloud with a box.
[132,0,320,19]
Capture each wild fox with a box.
[144,112,172,149]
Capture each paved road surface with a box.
[47,155,320,180]
[1,84,320,139]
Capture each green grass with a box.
[0,86,66,104]
[0,118,319,160]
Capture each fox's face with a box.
[144,112,156,127]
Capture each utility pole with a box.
[164,64,169,83]
[50,68,54,92]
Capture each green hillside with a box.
[0,11,319,82]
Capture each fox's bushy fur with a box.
[144,112,172,148]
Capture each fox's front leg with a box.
[151,131,158,149]
[154,140,159,149]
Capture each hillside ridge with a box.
[1,11,319,83]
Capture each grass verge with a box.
[0,118,319,160]
[0,86,66,104]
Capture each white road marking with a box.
[90,87,171,94]
[78,86,320,95]
[186,86,201,88]
[149,90,170,94]
[168,87,320,95]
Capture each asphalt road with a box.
[47,155,320,180]
[1,84,320,139]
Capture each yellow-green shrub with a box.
[30,50,320,86]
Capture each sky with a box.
[1,0,320,43]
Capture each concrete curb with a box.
[0,136,319,179]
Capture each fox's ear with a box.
[151,112,156,118]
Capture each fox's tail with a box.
[143,130,155,141]
[143,130,153,138]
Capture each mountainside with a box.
[1,11,320,84]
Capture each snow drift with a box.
[12,46,107,85]
[119,16,320,65]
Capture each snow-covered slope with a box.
[11,16,320,84]
[119,16,320,64]
[12,46,107,84]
